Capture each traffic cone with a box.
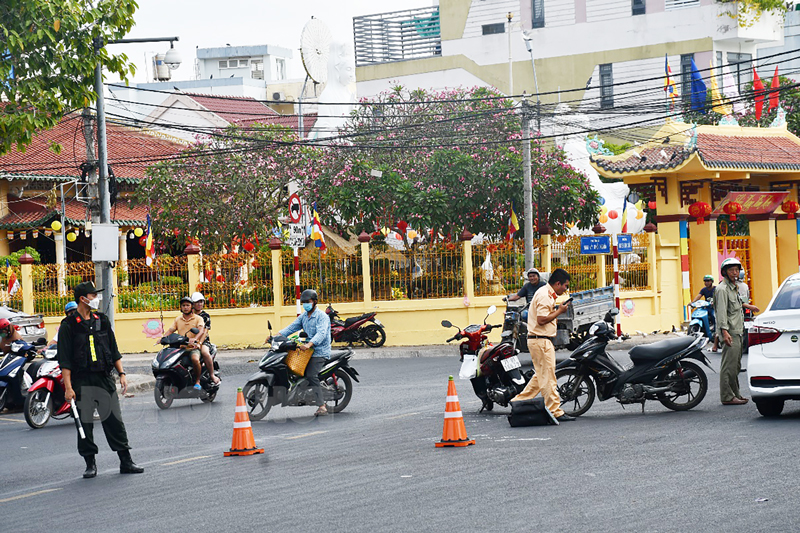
[435,376,475,448]
[224,387,265,457]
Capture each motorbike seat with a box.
[329,349,350,361]
[628,337,695,365]
[344,316,362,327]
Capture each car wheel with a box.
[755,398,784,417]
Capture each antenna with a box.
[298,18,332,139]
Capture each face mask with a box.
[87,296,101,310]
[0,332,7,339]
[302,302,314,312]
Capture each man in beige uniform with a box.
[511,268,575,422]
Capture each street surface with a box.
[1,350,798,532]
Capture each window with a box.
[632,0,646,15]
[218,58,250,69]
[275,58,286,81]
[681,53,694,104]
[665,0,700,9]
[532,0,545,28]
[482,23,505,35]
[727,52,752,92]
[218,60,227,69]
[251,59,264,80]
[600,63,613,109]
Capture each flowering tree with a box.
[303,85,599,241]
[136,125,318,252]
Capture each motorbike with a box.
[688,300,715,340]
[0,339,43,412]
[555,309,712,416]
[442,305,532,413]
[325,304,386,348]
[501,296,529,353]
[243,322,359,420]
[151,328,220,409]
[23,344,71,429]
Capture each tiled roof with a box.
[183,93,317,133]
[0,198,149,230]
[593,145,691,174]
[0,113,186,181]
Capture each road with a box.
[1,351,798,532]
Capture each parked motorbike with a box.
[442,305,532,412]
[243,322,359,420]
[325,304,386,347]
[24,344,71,429]
[0,339,42,411]
[501,296,529,353]
[688,300,715,340]
[555,309,712,416]
[151,329,220,409]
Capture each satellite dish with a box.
[300,18,332,84]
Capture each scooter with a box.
[24,344,71,429]
[555,309,712,416]
[442,305,532,412]
[0,340,41,412]
[151,328,220,409]
[243,322,359,420]
[688,300,715,340]
[325,304,386,347]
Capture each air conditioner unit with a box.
[272,92,285,101]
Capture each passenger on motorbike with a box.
[191,292,220,384]
[691,275,718,352]
[0,317,23,354]
[163,297,205,390]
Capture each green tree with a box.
[0,0,138,154]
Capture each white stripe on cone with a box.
[233,421,251,429]
[235,405,248,413]
[443,411,463,419]
[446,395,459,402]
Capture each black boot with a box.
[83,455,97,478]
[118,450,144,474]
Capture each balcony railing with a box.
[353,6,441,67]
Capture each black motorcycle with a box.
[500,296,529,353]
[555,309,712,416]
[242,323,359,420]
[151,329,220,409]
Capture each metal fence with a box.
[717,235,752,302]
[31,261,96,316]
[197,252,272,309]
[353,6,441,66]
[551,236,599,292]
[117,256,188,313]
[606,233,651,291]
[281,248,362,305]
[370,242,463,300]
[472,240,541,297]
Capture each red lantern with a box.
[723,201,742,221]
[782,200,799,219]
[243,241,255,252]
[138,236,147,247]
[647,200,657,210]
[397,220,408,234]
[607,210,619,220]
[688,201,712,225]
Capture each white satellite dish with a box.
[300,18,332,84]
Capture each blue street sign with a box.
[617,233,633,253]
[580,235,611,255]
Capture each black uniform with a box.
[198,310,211,345]
[57,311,131,457]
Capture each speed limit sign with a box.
[288,193,303,223]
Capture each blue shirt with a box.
[279,307,332,359]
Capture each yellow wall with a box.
[776,218,799,284]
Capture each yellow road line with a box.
[0,417,27,423]
[0,488,61,504]
[162,455,212,466]
[386,412,420,420]
[285,431,327,440]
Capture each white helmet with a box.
[526,268,540,277]
[191,292,205,303]
[720,257,742,277]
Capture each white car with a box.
[747,273,800,417]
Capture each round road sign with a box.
[288,193,303,223]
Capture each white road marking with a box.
[285,431,327,440]
[0,417,27,424]
[0,488,61,504]
[162,455,212,466]
[386,412,420,420]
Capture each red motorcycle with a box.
[441,305,532,412]
[326,304,386,347]
[24,345,70,429]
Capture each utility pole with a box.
[507,12,513,97]
[521,95,534,270]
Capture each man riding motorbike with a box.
[162,297,205,390]
[191,292,219,384]
[506,268,546,320]
[0,317,23,354]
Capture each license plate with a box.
[501,355,521,371]
[373,319,382,326]
[24,326,36,335]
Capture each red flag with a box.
[753,68,765,120]
[769,65,779,113]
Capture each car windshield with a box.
[770,279,800,311]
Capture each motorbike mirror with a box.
[267,320,272,331]
[487,305,497,316]
[189,327,200,334]
[441,320,452,328]
[610,308,620,316]
[299,331,308,339]
[34,337,47,346]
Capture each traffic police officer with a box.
[59,281,144,478]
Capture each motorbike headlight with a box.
[151,357,159,370]
[589,323,600,336]
[44,348,57,359]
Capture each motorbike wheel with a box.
[242,381,272,421]
[656,361,708,411]
[687,324,701,336]
[23,389,52,429]
[154,380,174,410]
[323,369,353,413]
[555,368,595,417]
[362,324,386,348]
[201,391,217,403]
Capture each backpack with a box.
[507,397,559,427]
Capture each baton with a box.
[70,399,86,440]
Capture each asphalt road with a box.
[1,351,799,532]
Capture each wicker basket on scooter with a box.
[285,347,313,376]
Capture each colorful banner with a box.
[712,191,789,216]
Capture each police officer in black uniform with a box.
[58,281,144,478]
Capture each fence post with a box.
[358,232,372,305]
[112,264,120,313]
[269,238,283,309]
[645,223,657,292]
[55,233,66,296]
[185,243,201,295]
[19,253,34,315]
[461,230,475,303]
[541,233,552,273]
[118,230,129,286]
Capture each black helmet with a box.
[300,289,318,303]
[180,296,193,305]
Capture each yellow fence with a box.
[196,252,272,309]
[552,236,598,292]
[280,248,362,305]
[606,233,651,291]
[717,236,753,302]
[369,242,463,300]
[118,256,189,313]
[472,240,541,297]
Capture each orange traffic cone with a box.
[224,387,265,457]
[435,376,475,448]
